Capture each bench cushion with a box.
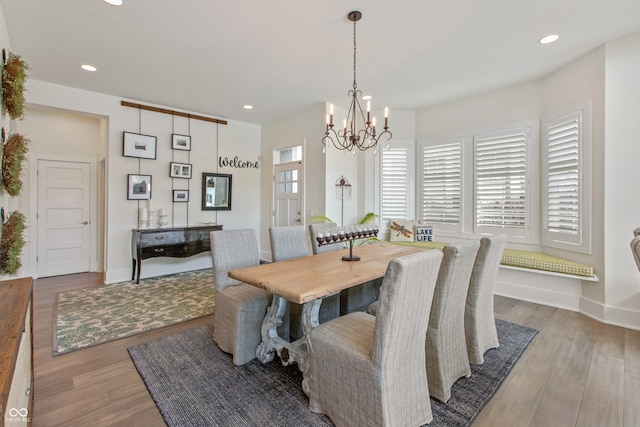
[390,241,595,277]
[500,249,594,277]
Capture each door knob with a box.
[80,221,89,225]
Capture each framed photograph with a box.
[128,174,152,200]
[172,134,191,151]
[173,189,189,202]
[170,162,192,179]
[123,132,157,159]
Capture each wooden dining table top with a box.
[228,241,428,304]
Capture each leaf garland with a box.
[2,133,30,196]
[0,210,26,275]
[1,50,30,120]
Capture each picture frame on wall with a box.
[173,189,189,202]
[123,132,157,159]
[128,174,152,200]
[172,134,191,151]
[170,162,192,179]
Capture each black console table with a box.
[131,224,222,283]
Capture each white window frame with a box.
[376,139,415,229]
[541,101,592,254]
[417,137,466,234]
[473,120,539,243]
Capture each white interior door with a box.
[37,159,91,277]
[274,162,303,227]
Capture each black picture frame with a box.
[202,172,232,210]
[172,133,191,151]
[173,189,189,202]
[128,174,152,200]
[123,132,157,159]
[170,162,192,179]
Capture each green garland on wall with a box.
[1,50,30,120]
[1,133,30,196]
[0,210,26,275]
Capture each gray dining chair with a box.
[270,225,339,340]
[464,234,507,364]
[309,222,381,315]
[426,239,480,402]
[210,228,270,366]
[307,249,443,426]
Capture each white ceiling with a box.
[2,0,640,125]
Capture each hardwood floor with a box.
[32,273,640,426]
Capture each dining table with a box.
[228,240,428,394]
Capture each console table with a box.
[0,277,33,425]
[131,225,222,283]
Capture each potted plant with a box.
[0,210,26,275]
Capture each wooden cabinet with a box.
[0,277,33,427]
[131,225,223,283]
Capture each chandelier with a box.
[323,11,392,153]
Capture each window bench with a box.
[390,241,598,282]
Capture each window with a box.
[378,140,414,224]
[418,140,462,232]
[274,145,302,164]
[474,125,534,239]
[542,102,591,253]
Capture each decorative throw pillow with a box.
[389,220,415,242]
[415,224,435,242]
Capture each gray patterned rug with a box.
[128,319,537,426]
[54,269,215,355]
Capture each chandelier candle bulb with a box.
[384,107,389,128]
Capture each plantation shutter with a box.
[380,143,411,223]
[546,112,580,236]
[474,128,529,237]
[420,142,461,228]
[541,104,592,253]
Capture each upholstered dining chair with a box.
[210,228,270,366]
[464,234,507,365]
[309,222,382,315]
[426,239,480,402]
[307,250,444,427]
[631,235,640,273]
[270,225,339,340]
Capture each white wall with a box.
[603,33,640,328]
[22,79,261,283]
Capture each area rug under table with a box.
[128,319,537,427]
[54,269,215,356]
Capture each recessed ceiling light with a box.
[539,34,559,44]
[81,64,97,72]
[243,105,254,110]
[104,0,123,5]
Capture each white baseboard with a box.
[496,266,640,331]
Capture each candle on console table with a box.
[140,207,148,220]
[159,207,167,216]
[147,199,153,211]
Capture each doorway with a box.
[36,159,92,277]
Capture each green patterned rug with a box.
[54,269,215,356]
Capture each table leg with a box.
[256,295,289,363]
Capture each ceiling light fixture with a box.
[81,64,97,72]
[323,11,391,153]
[539,34,559,44]
[243,105,254,110]
[103,0,123,6]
